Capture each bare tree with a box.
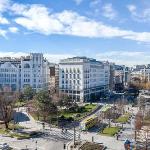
[135,112,143,131]
[0,92,17,129]
[136,127,150,150]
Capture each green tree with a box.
[58,94,73,110]
[23,85,35,100]
[35,90,57,122]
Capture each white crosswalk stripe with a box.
[43,130,80,141]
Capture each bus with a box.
[80,114,98,131]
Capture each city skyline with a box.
[0,0,150,66]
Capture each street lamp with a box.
[35,140,37,150]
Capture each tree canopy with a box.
[23,85,35,100]
[35,90,57,121]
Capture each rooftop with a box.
[60,56,103,64]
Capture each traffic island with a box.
[79,142,105,150]
[100,126,121,137]
[67,141,106,150]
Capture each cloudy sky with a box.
[0,0,150,66]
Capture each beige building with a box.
[49,64,59,94]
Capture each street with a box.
[0,105,139,150]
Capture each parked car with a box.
[0,143,9,150]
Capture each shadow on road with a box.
[14,112,30,122]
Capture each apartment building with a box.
[131,65,150,82]
[59,57,110,102]
[0,53,50,92]
[113,65,131,91]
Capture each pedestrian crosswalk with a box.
[43,129,80,141]
[118,133,134,141]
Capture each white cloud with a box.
[44,53,74,63]
[0,51,74,63]
[0,51,150,66]
[0,29,7,37]
[11,4,150,43]
[0,52,28,58]
[95,51,150,66]
[127,4,150,23]
[8,27,19,33]
[102,3,117,20]
[90,0,101,8]
[0,15,9,24]
[73,0,83,5]
[14,4,64,35]
[127,4,136,13]
[0,1,149,43]
[0,0,10,12]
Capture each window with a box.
[70,68,72,73]
[24,63,30,68]
[77,68,80,73]
[66,74,68,78]
[73,74,76,79]
[73,68,76,73]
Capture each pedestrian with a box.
[65,129,67,133]
[62,128,64,133]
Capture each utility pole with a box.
[134,130,137,143]
[35,140,37,150]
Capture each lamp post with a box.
[35,140,37,150]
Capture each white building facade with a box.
[0,53,50,92]
[131,67,150,82]
[59,57,110,102]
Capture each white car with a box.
[0,143,9,150]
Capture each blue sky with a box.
[0,0,150,66]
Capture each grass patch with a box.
[61,112,78,118]
[84,104,97,111]
[8,123,27,130]
[10,132,30,139]
[0,129,9,135]
[0,128,30,139]
[115,113,131,123]
[61,104,97,121]
[0,123,26,130]
[143,116,150,126]
[101,126,120,136]
[15,101,26,107]
[0,123,29,139]
[31,104,98,123]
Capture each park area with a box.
[61,103,97,121]
[30,103,98,126]
[100,126,121,136]
[115,113,131,123]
